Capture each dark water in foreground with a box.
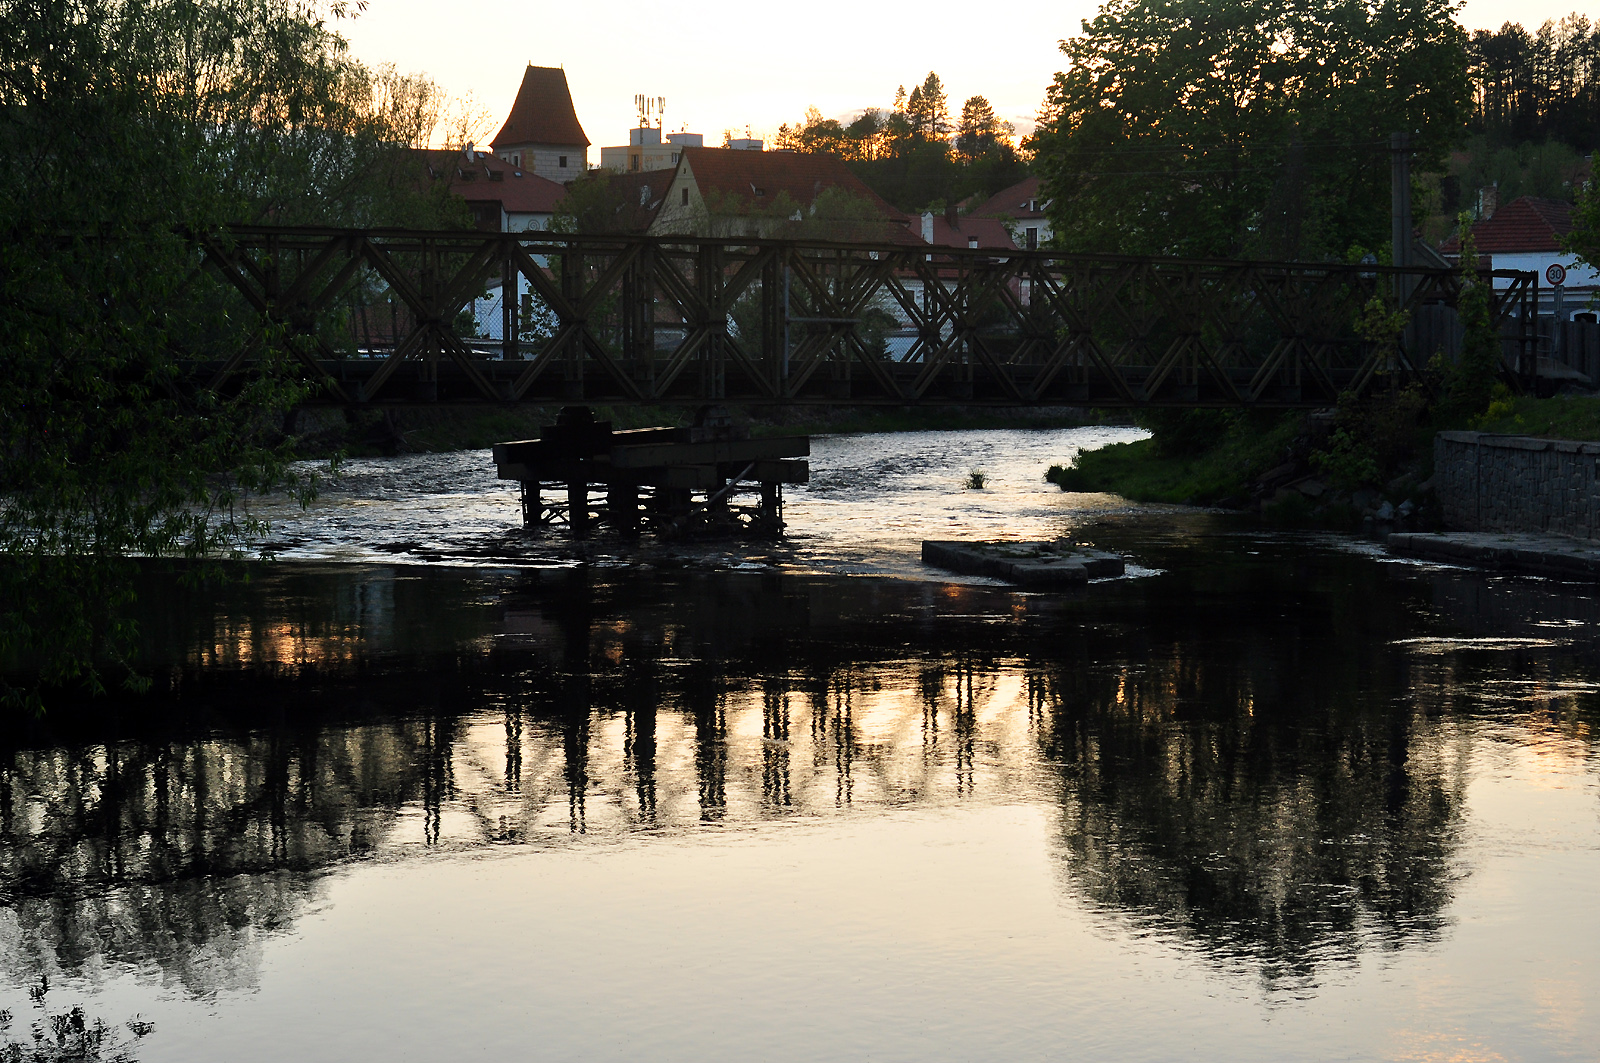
[3,442,1600,1060]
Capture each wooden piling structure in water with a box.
[491,408,808,537]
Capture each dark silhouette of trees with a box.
[773,74,1029,213]
[1029,0,1471,259]
[1467,15,1600,149]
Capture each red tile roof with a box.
[1441,196,1575,254]
[679,147,909,222]
[913,213,1017,250]
[596,170,670,232]
[442,151,567,214]
[490,65,589,149]
[971,175,1045,220]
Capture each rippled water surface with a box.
[248,425,1155,577]
[3,429,1599,1062]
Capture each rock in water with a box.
[921,540,1125,587]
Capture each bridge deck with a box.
[185,227,1539,408]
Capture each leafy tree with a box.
[1031,0,1471,259]
[0,0,460,708]
[1436,215,1502,426]
[1568,172,1600,270]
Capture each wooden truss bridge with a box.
[193,225,1539,408]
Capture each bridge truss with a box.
[193,226,1537,408]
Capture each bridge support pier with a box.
[608,483,640,536]
[568,482,591,536]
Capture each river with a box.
[2,427,1598,1062]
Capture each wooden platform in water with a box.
[492,410,808,536]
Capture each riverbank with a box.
[1046,396,1600,528]
[1045,411,1308,508]
[1471,394,1600,439]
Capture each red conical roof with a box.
[490,65,589,149]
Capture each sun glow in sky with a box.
[340,0,1589,160]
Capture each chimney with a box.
[1478,183,1498,220]
[921,211,934,244]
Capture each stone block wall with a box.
[1435,431,1600,538]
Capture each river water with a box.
[3,428,1599,1062]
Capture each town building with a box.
[600,128,704,174]
[432,148,567,233]
[970,176,1052,249]
[645,147,908,239]
[489,65,590,183]
[911,208,1015,251]
[1442,196,1598,319]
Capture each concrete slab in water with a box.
[922,540,1125,587]
[1387,531,1600,579]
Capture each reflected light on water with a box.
[4,449,1600,1060]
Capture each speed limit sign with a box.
[1546,263,1567,285]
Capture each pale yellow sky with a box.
[339,0,1587,160]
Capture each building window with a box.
[681,188,689,206]
[559,155,567,168]
[1026,227,1038,250]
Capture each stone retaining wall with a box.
[1435,431,1600,538]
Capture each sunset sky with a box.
[339,0,1590,158]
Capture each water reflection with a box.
[3,530,1599,1006]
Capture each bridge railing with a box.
[190,226,1536,407]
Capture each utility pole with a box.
[1390,132,1414,314]
[1390,132,1412,270]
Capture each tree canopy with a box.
[1030,0,1472,259]
[0,0,464,707]
[1467,15,1600,150]
[772,75,1028,212]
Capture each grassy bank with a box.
[1048,412,1305,506]
[1471,395,1600,441]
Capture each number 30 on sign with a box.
[1546,263,1567,286]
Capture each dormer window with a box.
[489,169,504,181]
[752,186,766,197]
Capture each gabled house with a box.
[432,148,567,233]
[647,147,910,239]
[1442,195,1597,319]
[911,208,1016,251]
[971,176,1051,249]
[489,65,590,184]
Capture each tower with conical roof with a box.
[490,65,590,184]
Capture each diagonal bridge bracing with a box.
[190,226,1538,408]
